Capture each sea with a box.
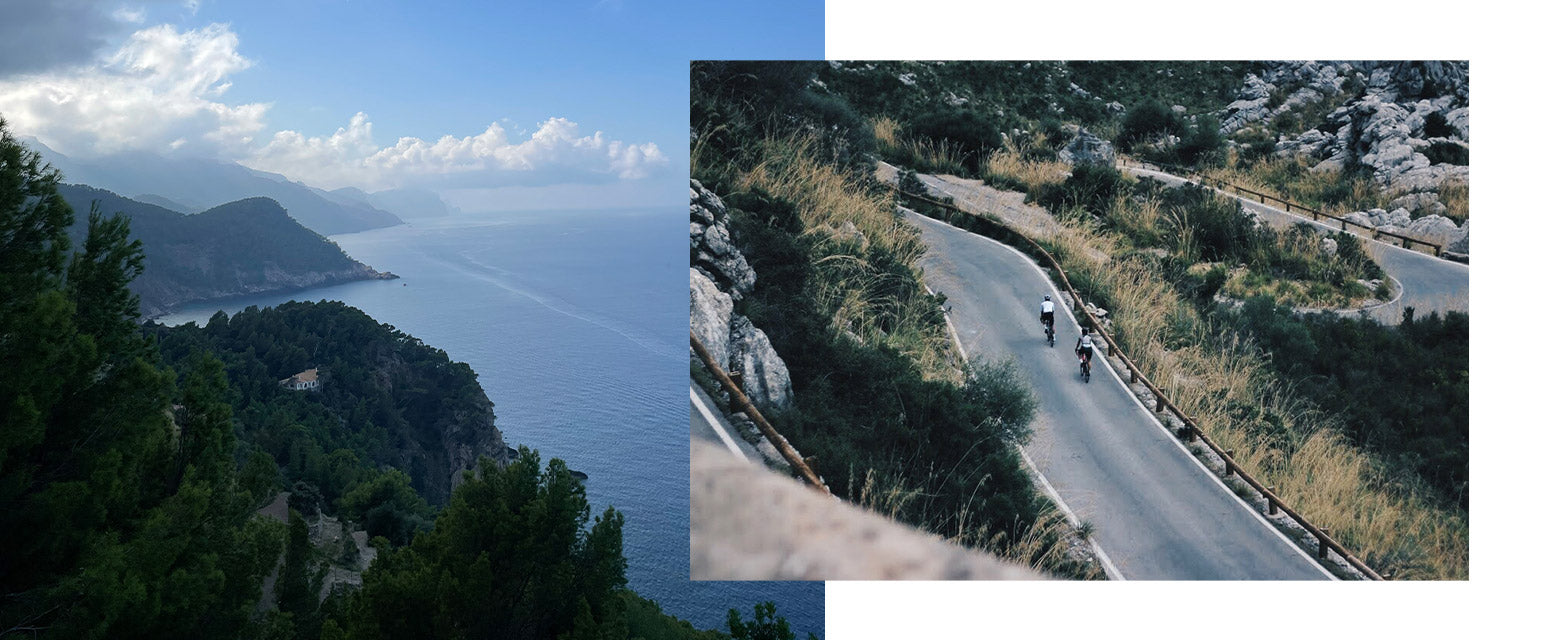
[156,208,825,635]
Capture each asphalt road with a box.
[690,383,761,463]
[1124,166,1470,324]
[906,209,1335,580]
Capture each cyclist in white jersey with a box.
[1039,295,1055,335]
[1075,327,1095,366]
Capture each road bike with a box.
[1043,318,1055,347]
[1079,351,1091,383]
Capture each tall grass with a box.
[944,181,1468,579]
[1207,153,1384,215]
[856,466,1103,578]
[981,145,1071,200]
[871,117,975,177]
[728,132,959,381]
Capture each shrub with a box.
[1037,163,1128,217]
[1423,140,1468,166]
[1423,111,1454,138]
[908,107,1004,172]
[1117,99,1182,150]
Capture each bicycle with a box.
[1079,351,1091,383]
[1043,317,1055,347]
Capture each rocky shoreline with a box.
[143,267,398,320]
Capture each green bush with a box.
[1423,140,1468,166]
[1217,299,1468,508]
[1423,111,1454,138]
[1117,99,1183,150]
[908,107,1003,172]
[1037,163,1128,217]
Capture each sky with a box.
[0,0,824,211]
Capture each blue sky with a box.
[0,0,823,210]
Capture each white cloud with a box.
[248,113,669,191]
[0,23,267,157]
[0,22,667,192]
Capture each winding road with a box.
[1122,165,1470,324]
[906,209,1334,580]
[883,161,1470,325]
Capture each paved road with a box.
[906,209,1334,580]
[690,383,761,462]
[1124,166,1470,324]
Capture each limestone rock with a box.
[690,268,733,368]
[691,179,756,299]
[729,315,794,410]
[1057,129,1115,167]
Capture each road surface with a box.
[906,209,1335,580]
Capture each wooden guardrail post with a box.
[1223,450,1235,478]
[1318,529,1331,559]
[691,333,829,494]
[1265,487,1278,515]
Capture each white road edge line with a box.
[929,279,1125,580]
[909,209,1338,580]
[691,387,750,463]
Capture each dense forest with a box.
[1,122,809,638]
[56,184,394,317]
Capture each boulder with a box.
[1057,129,1115,167]
[1408,214,1466,247]
[729,315,794,409]
[1388,192,1440,217]
[690,268,734,368]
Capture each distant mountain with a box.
[58,184,398,318]
[132,193,196,213]
[31,140,404,235]
[315,185,457,219]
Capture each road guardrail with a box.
[1118,157,1448,258]
[690,333,829,493]
[891,185,1385,581]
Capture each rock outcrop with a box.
[691,179,756,299]
[690,180,796,431]
[1218,61,1469,255]
[1057,128,1115,167]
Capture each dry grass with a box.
[1205,154,1385,215]
[871,117,973,176]
[952,187,1468,579]
[856,467,1104,579]
[1436,177,1470,223]
[981,145,1071,196]
[729,132,960,382]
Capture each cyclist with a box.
[1039,295,1055,338]
[1075,327,1095,370]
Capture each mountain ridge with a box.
[58,184,398,318]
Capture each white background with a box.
[824,1,1541,637]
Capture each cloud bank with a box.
[0,22,666,191]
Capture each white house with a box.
[279,368,321,391]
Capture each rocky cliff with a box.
[1218,61,1470,253]
[691,180,804,469]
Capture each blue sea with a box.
[157,209,824,635]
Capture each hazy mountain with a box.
[131,193,196,213]
[30,139,404,235]
[315,185,457,219]
[58,184,398,317]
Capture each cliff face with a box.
[58,185,398,317]
[365,343,508,502]
[154,300,509,505]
